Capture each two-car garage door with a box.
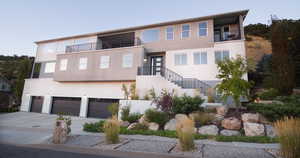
[87,98,119,118]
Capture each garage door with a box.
[87,98,119,118]
[30,96,44,113]
[51,97,81,116]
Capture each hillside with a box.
[245,35,272,63]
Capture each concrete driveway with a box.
[0,112,100,144]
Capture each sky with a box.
[0,0,299,57]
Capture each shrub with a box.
[122,84,129,99]
[107,103,119,117]
[144,109,169,128]
[103,116,120,144]
[172,95,204,115]
[274,117,300,158]
[57,114,72,134]
[153,89,174,115]
[257,88,280,100]
[189,112,215,127]
[149,88,156,99]
[120,106,130,121]
[126,113,142,124]
[245,102,300,122]
[83,121,105,132]
[128,123,148,130]
[130,83,139,100]
[143,94,150,100]
[176,117,195,151]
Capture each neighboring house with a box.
[21,10,248,118]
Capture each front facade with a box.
[21,10,248,118]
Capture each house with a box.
[21,10,248,118]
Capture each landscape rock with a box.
[244,122,265,136]
[221,117,242,130]
[127,123,139,130]
[164,119,176,131]
[138,115,148,125]
[220,129,241,136]
[120,121,130,127]
[175,114,188,121]
[198,125,219,136]
[265,125,276,138]
[212,114,224,126]
[148,122,159,131]
[216,106,228,116]
[242,113,260,123]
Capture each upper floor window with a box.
[44,62,56,73]
[79,57,88,70]
[194,52,207,64]
[166,26,174,40]
[181,24,190,38]
[60,59,68,71]
[198,22,208,36]
[100,56,110,69]
[215,50,230,63]
[175,54,187,65]
[123,54,133,68]
[142,29,160,43]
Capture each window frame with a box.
[165,26,174,40]
[141,28,160,43]
[100,55,110,69]
[174,53,188,66]
[44,62,56,73]
[59,59,68,71]
[214,50,230,63]
[78,57,88,70]
[193,52,207,65]
[198,21,208,37]
[181,24,191,39]
[122,53,133,68]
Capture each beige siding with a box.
[53,46,144,81]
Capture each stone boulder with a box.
[221,117,241,130]
[120,121,130,127]
[138,115,148,125]
[198,125,219,136]
[241,113,260,123]
[212,114,224,126]
[164,119,176,131]
[265,125,276,138]
[127,123,139,130]
[148,122,159,131]
[216,106,228,116]
[244,122,265,136]
[220,129,241,136]
[175,114,188,121]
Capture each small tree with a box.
[215,56,253,109]
[121,84,129,99]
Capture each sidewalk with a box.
[44,134,279,158]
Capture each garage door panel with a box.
[30,96,44,113]
[51,97,81,116]
[88,98,119,119]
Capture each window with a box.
[100,56,110,69]
[79,57,88,70]
[174,54,187,65]
[181,24,190,38]
[194,52,207,64]
[215,50,230,63]
[198,22,208,36]
[122,54,133,68]
[166,26,174,40]
[60,59,68,71]
[44,62,56,73]
[142,29,160,43]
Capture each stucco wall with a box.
[165,40,246,81]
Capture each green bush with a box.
[245,102,300,122]
[83,121,105,132]
[257,88,280,100]
[189,112,215,127]
[172,95,204,115]
[0,107,18,113]
[128,123,148,130]
[145,109,169,128]
[120,106,130,121]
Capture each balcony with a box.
[66,32,141,53]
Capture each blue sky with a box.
[0,0,299,56]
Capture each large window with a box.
[175,54,187,65]
[100,56,110,69]
[198,22,208,36]
[142,29,160,43]
[60,59,68,71]
[44,62,56,73]
[79,57,88,70]
[181,24,190,38]
[166,26,174,40]
[194,52,207,64]
[215,50,230,63]
[122,54,133,68]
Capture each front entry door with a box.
[151,56,163,75]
